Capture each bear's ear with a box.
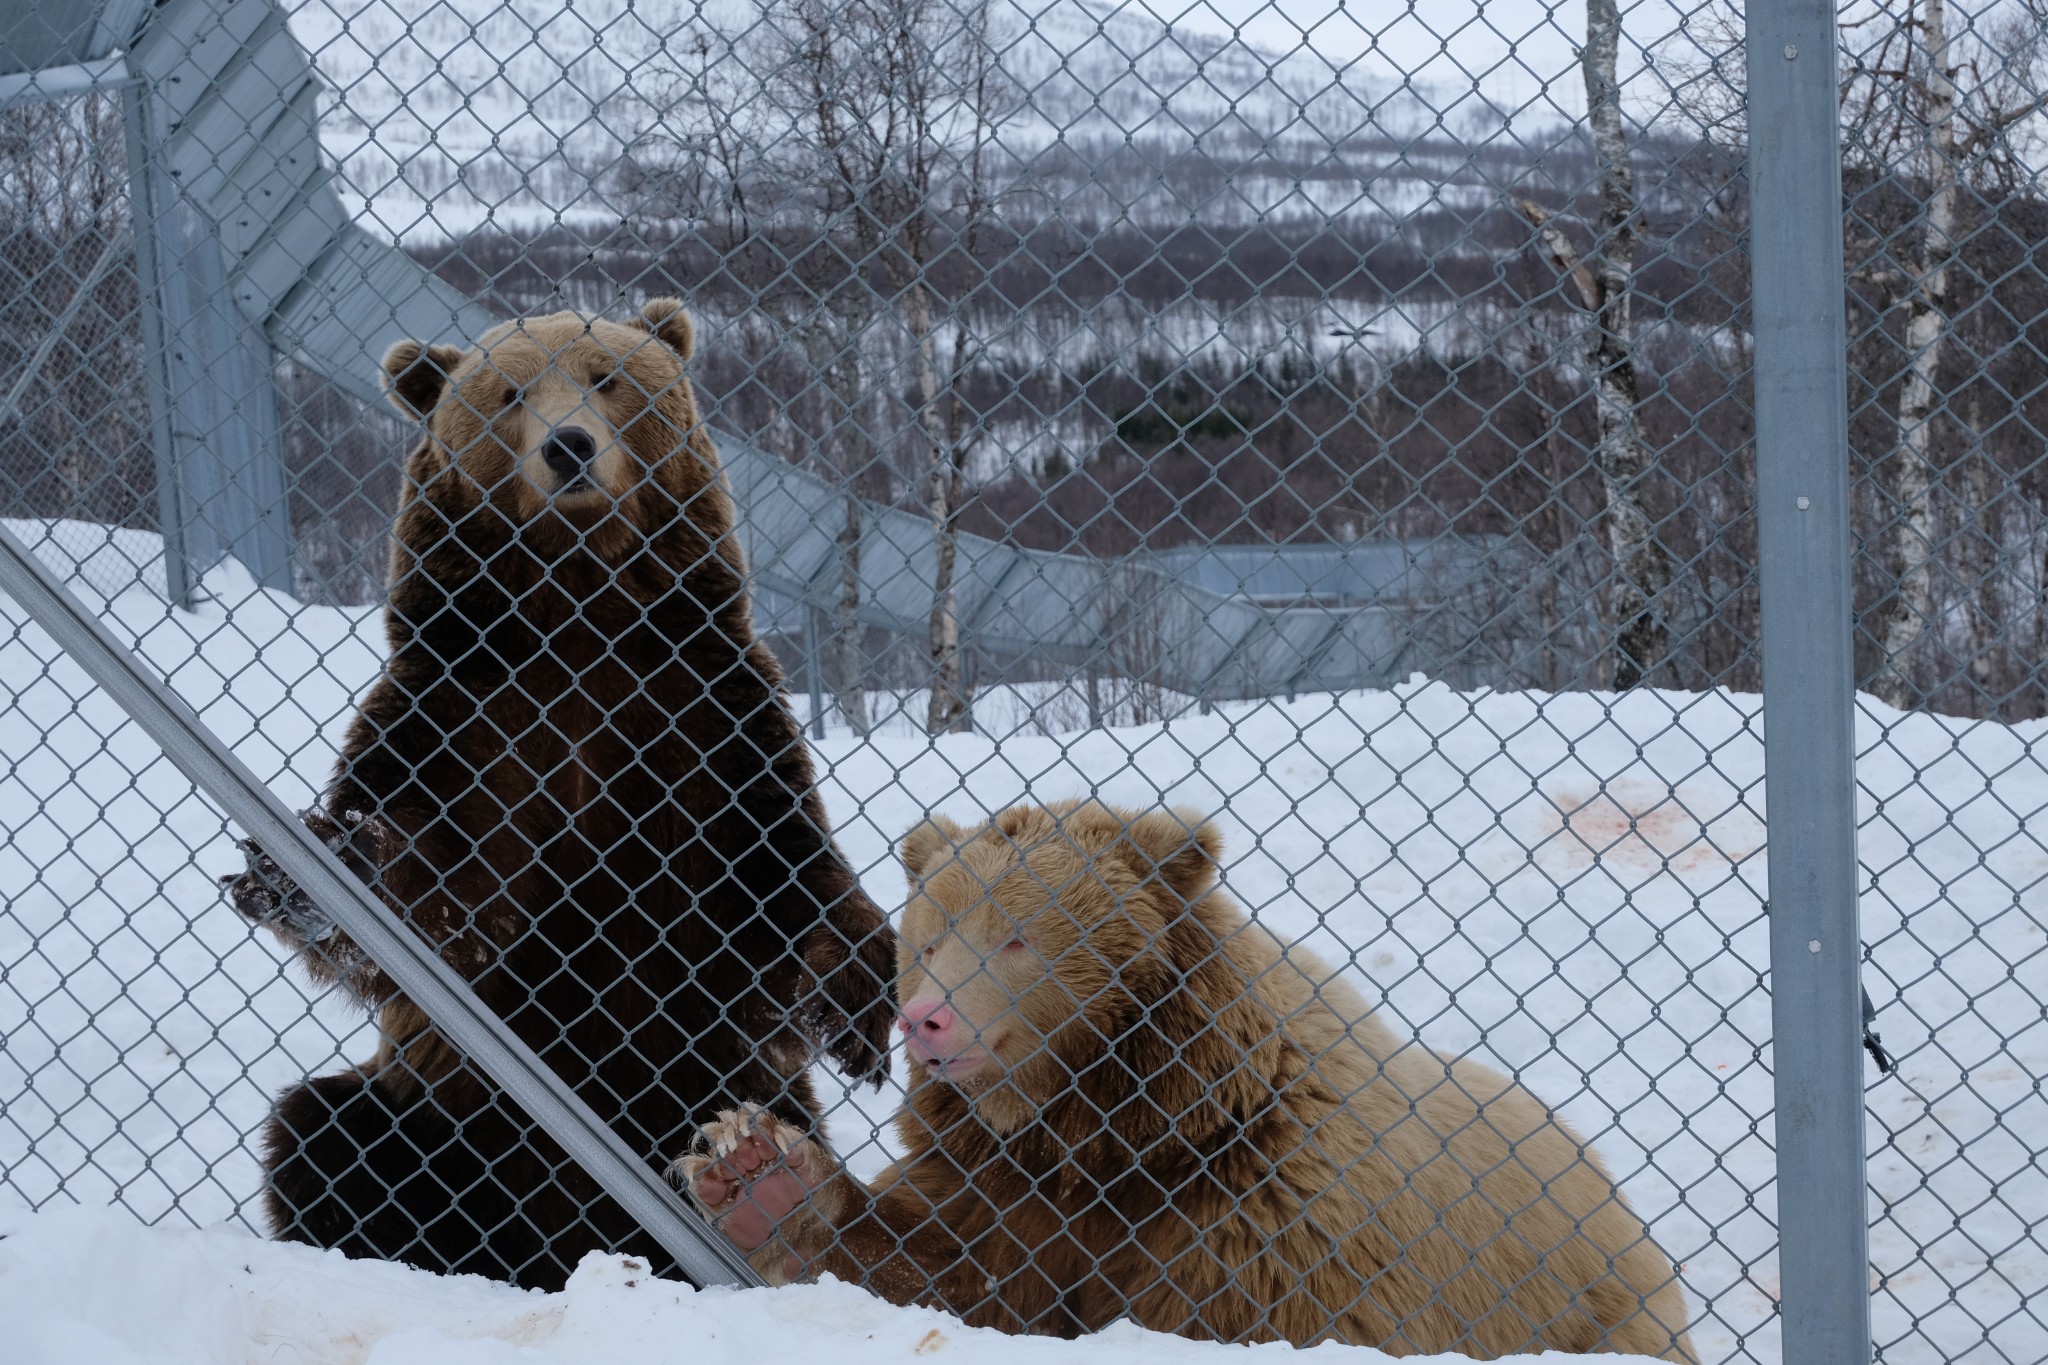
[901,814,969,882]
[635,297,695,362]
[381,340,466,420]
[1114,808,1223,901]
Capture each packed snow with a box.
[0,1202,1606,1365]
[2,518,2044,1365]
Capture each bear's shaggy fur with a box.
[677,800,1696,1361]
[226,299,896,1291]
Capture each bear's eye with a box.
[595,371,620,395]
[999,935,1027,954]
[919,944,934,959]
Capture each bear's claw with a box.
[668,1104,799,1195]
[804,921,901,1087]
[222,807,391,944]
[667,1106,834,1284]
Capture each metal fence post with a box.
[1747,7,1873,1365]
[121,78,294,605]
[120,82,193,609]
[157,196,294,593]
[806,600,828,740]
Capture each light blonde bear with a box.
[674,800,1696,1361]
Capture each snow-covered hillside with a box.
[2,518,2043,1365]
[284,0,1688,241]
[275,0,1728,446]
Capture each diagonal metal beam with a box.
[0,520,764,1292]
[0,53,132,108]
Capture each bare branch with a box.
[1959,89,2048,153]
[1515,199,1602,311]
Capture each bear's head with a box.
[381,299,725,555]
[894,800,1237,1138]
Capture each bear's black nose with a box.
[543,427,598,482]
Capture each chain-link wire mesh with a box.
[0,0,2043,1361]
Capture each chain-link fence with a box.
[1,0,2043,1361]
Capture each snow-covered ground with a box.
[0,1202,1602,1365]
[2,517,2044,1365]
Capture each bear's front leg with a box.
[670,1104,844,1285]
[802,906,900,1086]
[223,807,412,1002]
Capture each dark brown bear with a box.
[224,299,895,1291]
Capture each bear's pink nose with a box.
[897,999,960,1057]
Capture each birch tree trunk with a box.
[1578,0,1670,689]
[1952,381,2004,705]
[1872,0,1961,711]
[827,304,873,736]
[1517,196,1669,689]
[833,492,869,734]
[1533,370,1574,690]
[909,280,970,735]
[1964,437,2000,696]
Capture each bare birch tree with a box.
[1516,0,1671,689]
[914,13,1005,736]
[642,1,1008,736]
[1865,0,1963,709]
[628,29,888,737]
[782,0,906,737]
[1845,0,2048,709]
[1658,0,2048,712]
[775,0,1009,734]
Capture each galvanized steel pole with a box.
[1747,6,1874,1365]
[121,83,193,611]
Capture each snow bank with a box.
[0,1204,1602,1365]
[3,521,2044,1365]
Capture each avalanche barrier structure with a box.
[2,0,2044,1363]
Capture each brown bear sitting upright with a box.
[224,299,896,1291]
[676,800,1697,1361]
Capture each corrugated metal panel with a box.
[0,1,110,73]
[1295,611,1410,692]
[717,439,1426,697]
[163,24,315,203]
[228,184,350,316]
[205,84,327,251]
[1146,540,1488,605]
[89,0,152,56]
[128,0,270,124]
[269,227,495,405]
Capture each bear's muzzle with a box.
[543,425,599,490]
